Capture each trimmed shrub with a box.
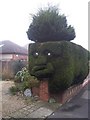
[27,5,75,42]
[29,41,89,93]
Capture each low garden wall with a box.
[32,79,86,104]
[50,84,82,104]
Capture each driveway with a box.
[0,81,60,119]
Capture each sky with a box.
[0,0,89,49]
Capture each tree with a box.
[27,5,76,42]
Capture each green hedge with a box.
[27,5,75,42]
[28,41,89,93]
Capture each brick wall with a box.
[32,79,83,104]
[12,54,27,60]
[32,79,49,101]
[39,80,49,101]
[50,84,83,104]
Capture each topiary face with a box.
[29,42,56,79]
[29,41,89,93]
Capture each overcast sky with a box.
[0,0,89,49]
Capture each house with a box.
[0,40,28,79]
[0,40,28,61]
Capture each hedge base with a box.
[50,84,82,104]
[32,79,84,104]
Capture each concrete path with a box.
[0,81,60,119]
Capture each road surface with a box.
[47,82,90,119]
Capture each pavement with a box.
[0,81,60,119]
[47,78,90,119]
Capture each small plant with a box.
[9,86,19,95]
[10,67,40,95]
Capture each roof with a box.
[0,40,28,55]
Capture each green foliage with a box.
[10,67,40,94]
[29,41,89,93]
[15,67,31,82]
[27,5,76,42]
[9,86,19,95]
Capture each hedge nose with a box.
[29,41,89,93]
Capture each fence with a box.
[0,60,27,80]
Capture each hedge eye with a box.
[35,52,39,56]
[43,50,52,56]
[48,53,51,56]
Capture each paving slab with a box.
[27,107,53,118]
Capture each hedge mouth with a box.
[31,65,46,74]
[30,64,54,78]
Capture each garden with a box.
[9,5,90,103]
